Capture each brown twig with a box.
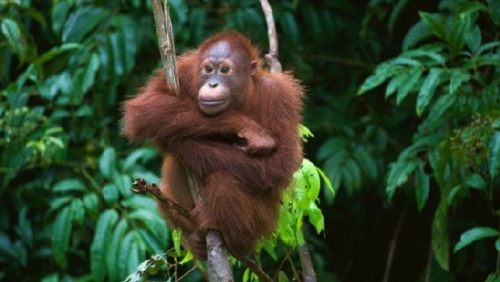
[382,207,407,282]
[273,249,293,280]
[259,0,282,73]
[152,0,180,96]
[131,178,190,219]
[239,256,273,282]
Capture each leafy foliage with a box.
[359,0,500,276]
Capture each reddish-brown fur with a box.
[123,31,304,258]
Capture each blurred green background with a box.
[0,0,499,281]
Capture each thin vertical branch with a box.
[382,207,408,282]
[299,237,317,282]
[152,0,180,96]
[259,0,282,73]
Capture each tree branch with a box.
[131,178,190,219]
[259,0,282,73]
[299,240,317,282]
[206,231,233,282]
[382,207,407,282]
[152,0,180,96]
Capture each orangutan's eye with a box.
[203,65,213,74]
[220,66,230,74]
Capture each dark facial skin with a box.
[198,41,256,115]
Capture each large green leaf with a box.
[453,227,499,253]
[99,147,117,178]
[431,199,449,271]
[62,7,109,43]
[387,159,419,200]
[53,178,86,193]
[357,63,401,95]
[106,219,128,282]
[51,206,73,268]
[403,21,432,50]
[414,163,430,212]
[91,209,119,282]
[419,12,446,39]
[1,18,26,62]
[416,68,443,116]
[396,67,423,105]
[448,69,470,95]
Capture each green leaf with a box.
[414,164,430,212]
[397,67,423,105]
[458,2,488,18]
[53,178,86,193]
[71,200,85,225]
[83,193,99,217]
[71,53,99,102]
[465,25,481,53]
[114,174,132,197]
[496,238,500,252]
[62,7,109,43]
[102,183,118,205]
[123,147,158,171]
[357,63,401,95]
[317,138,346,160]
[354,146,378,181]
[302,159,321,203]
[118,232,135,276]
[317,167,335,198]
[51,1,71,35]
[278,271,290,282]
[419,94,457,131]
[446,15,472,55]
[417,68,443,116]
[1,18,25,62]
[489,131,500,178]
[465,174,486,190]
[385,72,408,98]
[477,41,500,55]
[106,219,128,282]
[136,229,164,254]
[99,147,116,179]
[449,69,470,95]
[388,0,409,33]
[52,206,73,268]
[403,21,432,50]
[343,159,362,193]
[91,209,119,282]
[431,199,449,271]
[172,229,182,256]
[453,227,499,253]
[128,210,169,244]
[419,12,445,39]
[306,202,325,234]
[387,159,419,200]
[485,273,500,282]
